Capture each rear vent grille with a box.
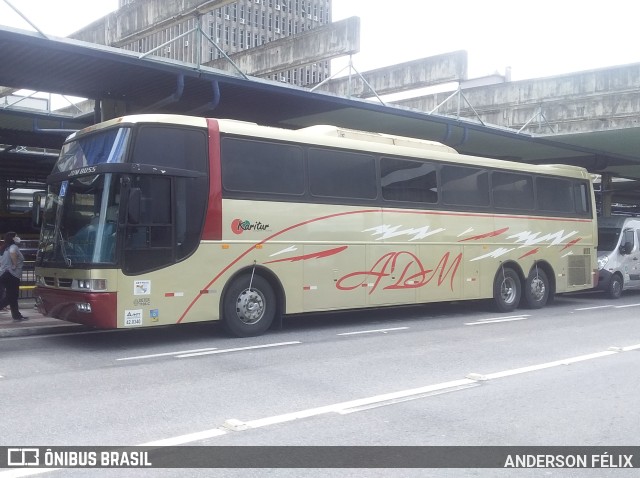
[568,255,590,286]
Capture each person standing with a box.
[0,231,28,321]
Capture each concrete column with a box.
[100,99,128,121]
[0,178,8,214]
[600,173,613,217]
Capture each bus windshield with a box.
[38,127,130,267]
[53,127,130,173]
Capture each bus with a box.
[33,114,598,337]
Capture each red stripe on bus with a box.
[518,248,540,259]
[264,246,348,264]
[459,227,509,242]
[203,118,223,240]
[561,238,582,251]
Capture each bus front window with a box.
[39,174,120,266]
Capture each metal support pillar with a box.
[600,173,613,217]
[100,99,128,122]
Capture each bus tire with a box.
[522,268,549,309]
[607,274,623,299]
[493,267,521,312]
[222,274,276,337]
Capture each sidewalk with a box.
[0,300,90,338]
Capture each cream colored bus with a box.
[34,114,597,336]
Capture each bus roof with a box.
[296,125,459,155]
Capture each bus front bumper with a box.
[35,287,117,328]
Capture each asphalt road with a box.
[1,291,639,478]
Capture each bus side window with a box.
[441,165,489,207]
[381,157,438,204]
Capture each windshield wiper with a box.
[58,228,72,267]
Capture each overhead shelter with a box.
[1,25,640,208]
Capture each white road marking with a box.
[624,343,640,351]
[465,316,529,325]
[0,470,56,478]
[614,303,640,308]
[475,351,618,381]
[140,428,228,446]
[175,341,301,358]
[337,327,409,336]
[244,378,477,429]
[478,315,530,321]
[117,348,218,361]
[3,342,640,478]
[337,383,480,414]
[574,305,613,311]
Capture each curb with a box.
[0,324,92,338]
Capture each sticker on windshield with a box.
[59,180,68,197]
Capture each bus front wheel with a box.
[223,274,276,337]
[493,267,521,312]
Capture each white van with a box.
[596,216,640,298]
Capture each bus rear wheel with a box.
[493,267,521,312]
[522,268,549,309]
[223,274,276,337]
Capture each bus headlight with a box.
[597,256,609,270]
[76,279,107,291]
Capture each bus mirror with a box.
[128,188,141,224]
[31,191,46,228]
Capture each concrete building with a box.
[393,64,640,136]
[74,0,334,87]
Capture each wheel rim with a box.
[529,276,546,301]
[235,288,266,325]
[612,279,622,296]
[501,277,517,305]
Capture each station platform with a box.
[0,300,89,338]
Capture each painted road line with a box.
[614,303,640,308]
[140,428,228,446]
[474,351,618,381]
[477,315,531,321]
[243,379,477,429]
[338,383,479,414]
[176,341,301,358]
[574,305,613,311]
[465,317,528,326]
[0,470,57,478]
[337,327,409,336]
[609,343,640,352]
[117,348,218,361]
